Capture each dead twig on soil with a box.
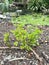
[32,49,43,65]
[9,57,27,62]
[0,47,20,50]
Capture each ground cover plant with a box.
[11,13,49,25]
[4,24,42,51]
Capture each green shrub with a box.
[43,0,49,8]
[4,24,42,51]
[28,0,44,12]
[4,0,9,11]
[0,0,9,12]
[0,3,5,12]
[28,0,49,12]
[8,0,13,4]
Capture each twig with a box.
[9,57,26,62]
[32,49,42,61]
[0,47,20,50]
[32,49,43,65]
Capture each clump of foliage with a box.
[0,0,9,12]
[0,0,14,12]
[4,33,9,43]
[43,0,49,9]
[28,0,44,12]
[0,3,5,12]
[4,33,11,47]
[4,0,9,11]
[28,0,49,12]
[4,24,42,51]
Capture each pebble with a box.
[1,61,4,65]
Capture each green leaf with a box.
[4,33,9,43]
[14,41,18,46]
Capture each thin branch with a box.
[32,49,43,62]
[0,47,20,50]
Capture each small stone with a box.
[22,62,26,65]
[0,19,2,22]
[26,53,31,58]
[45,43,47,45]
[16,10,22,13]
[45,41,47,43]
[30,61,32,65]
[0,14,6,19]
[1,61,4,65]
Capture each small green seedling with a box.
[4,33,11,47]
[4,24,42,51]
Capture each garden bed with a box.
[0,22,49,65]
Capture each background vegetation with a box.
[28,0,49,12]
